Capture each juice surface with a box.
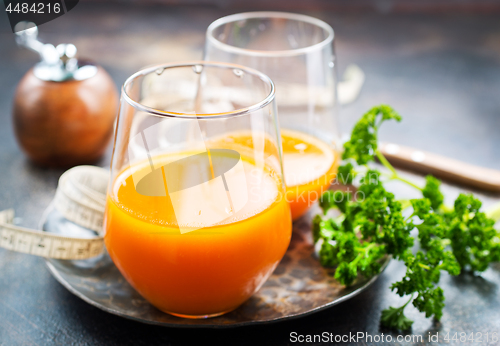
[218,130,338,220]
[104,150,291,317]
[280,129,338,220]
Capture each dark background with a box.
[0,1,499,345]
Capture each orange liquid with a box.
[214,130,338,220]
[281,129,338,220]
[104,151,291,317]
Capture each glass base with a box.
[164,309,233,319]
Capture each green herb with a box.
[315,105,500,331]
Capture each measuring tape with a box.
[0,166,109,260]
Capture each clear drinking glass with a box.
[104,62,292,318]
[205,12,340,220]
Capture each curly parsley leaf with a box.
[446,194,500,272]
[314,104,500,332]
[319,190,351,214]
[422,175,444,210]
[381,304,414,331]
[413,287,445,320]
[342,105,402,165]
[337,162,356,185]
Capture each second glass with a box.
[104,62,292,318]
[205,12,340,220]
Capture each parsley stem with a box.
[352,243,377,266]
[418,263,431,270]
[404,214,414,223]
[439,204,454,213]
[375,149,397,176]
[436,264,446,271]
[402,293,415,309]
[375,149,423,191]
[393,176,423,191]
[398,199,412,211]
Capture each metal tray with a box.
[41,205,389,328]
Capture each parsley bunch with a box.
[314,105,500,331]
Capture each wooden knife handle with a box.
[379,143,500,193]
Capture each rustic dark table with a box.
[0,4,499,345]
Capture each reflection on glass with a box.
[205,12,340,219]
[104,62,292,318]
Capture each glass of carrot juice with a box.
[104,62,292,318]
[205,12,340,220]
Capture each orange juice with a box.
[215,131,338,220]
[104,150,291,317]
[282,130,338,219]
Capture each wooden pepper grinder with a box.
[13,22,119,168]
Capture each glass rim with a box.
[122,61,276,119]
[206,11,335,58]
